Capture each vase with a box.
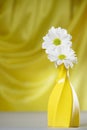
[48,64,80,127]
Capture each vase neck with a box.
[56,64,69,81]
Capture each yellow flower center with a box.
[58,54,66,60]
[53,38,61,45]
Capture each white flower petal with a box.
[56,60,63,65]
[48,54,57,62]
[42,26,77,69]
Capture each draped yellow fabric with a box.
[0,0,87,111]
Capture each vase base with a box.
[48,124,79,128]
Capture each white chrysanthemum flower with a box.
[42,26,72,50]
[47,46,77,69]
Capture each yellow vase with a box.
[48,64,80,128]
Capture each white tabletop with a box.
[0,112,87,129]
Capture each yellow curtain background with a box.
[0,0,87,111]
